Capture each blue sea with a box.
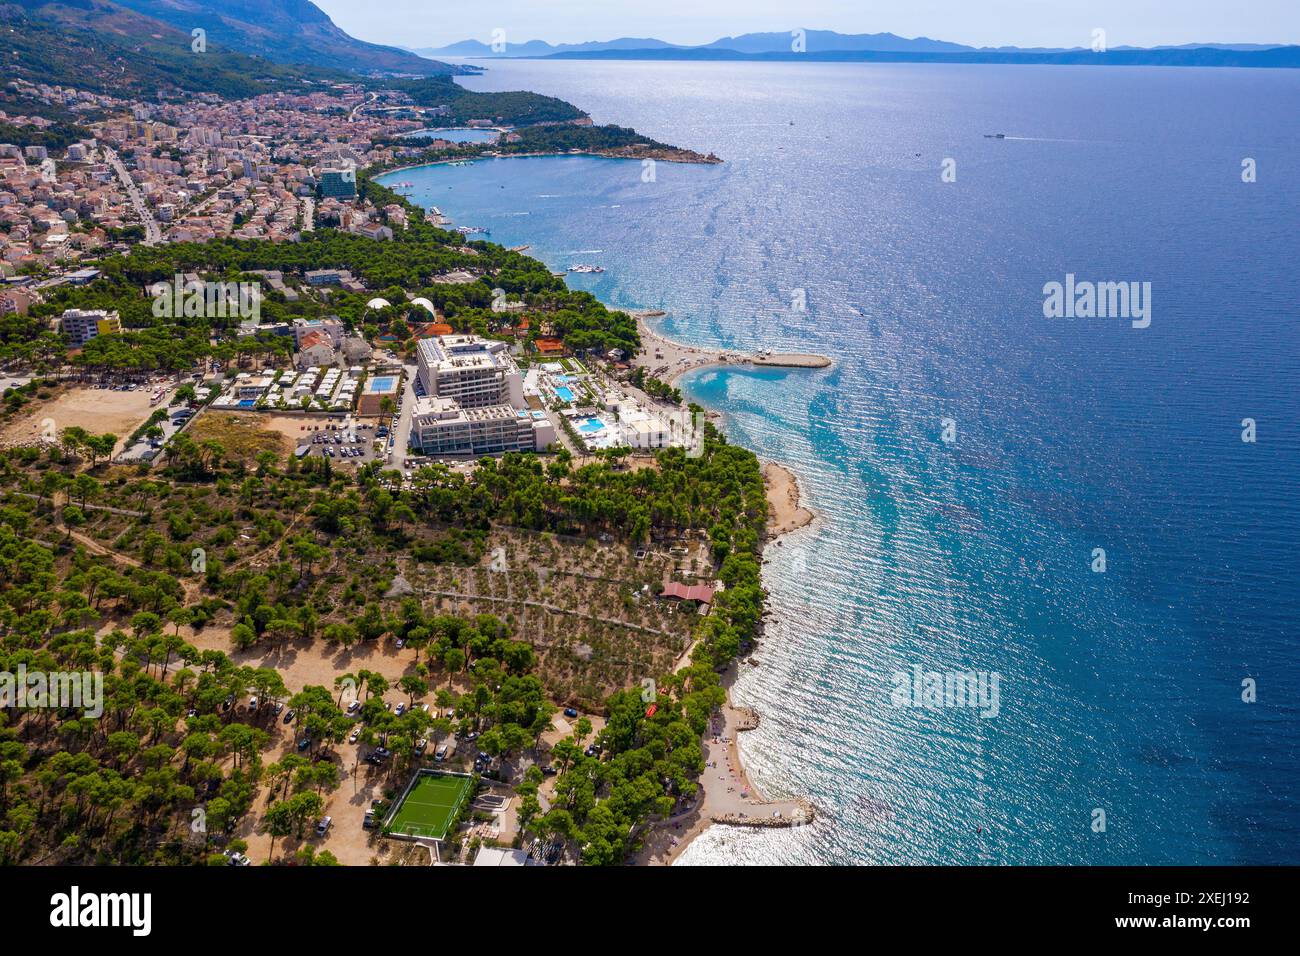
[402,127,501,143]
[379,60,1300,865]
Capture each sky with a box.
[314,0,1300,50]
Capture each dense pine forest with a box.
[0,417,766,864]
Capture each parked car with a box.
[394,703,406,716]
[283,709,296,724]
[314,816,332,837]
[348,728,360,744]
[563,707,579,719]
[297,737,311,751]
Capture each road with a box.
[348,92,378,122]
[301,196,315,232]
[386,363,419,470]
[103,147,161,245]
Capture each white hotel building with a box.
[411,335,555,455]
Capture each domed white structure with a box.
[410,297,436,315]
[365,297,391,310]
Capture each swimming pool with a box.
[554,386,575,402]
[577,418,605,434]
[369,376,396,391]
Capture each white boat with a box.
[567,264,605,274]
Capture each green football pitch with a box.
[385,772,473,840]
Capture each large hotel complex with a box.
[411,335,556,455]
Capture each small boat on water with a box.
[984,133,1006,139]
[455,225,489,235]
[567,264,605,274]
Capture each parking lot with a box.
[295,418,383,464]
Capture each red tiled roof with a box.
[660,582,715,604]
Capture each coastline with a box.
[631,310,832,385]
[374,144,720,183]
[373,154,821,865]
[634,460,818,866]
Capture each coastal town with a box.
[0,52,827,869]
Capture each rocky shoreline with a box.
[635,457,820,865]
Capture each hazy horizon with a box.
[314,1,1300,51]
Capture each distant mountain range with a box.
[416,28,1300,67]
[117,0,463,74]
[417,36,684,58]
[8,0,459,76]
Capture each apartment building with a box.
[59,308,122,346]
[415,335,523,409]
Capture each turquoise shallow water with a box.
[380,60,1300,864]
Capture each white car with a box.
[349,728,361,743]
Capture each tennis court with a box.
[384,771,473,840]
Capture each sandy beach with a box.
[634,457,818,865]
[631,311,831,386]
[763,461,815,538]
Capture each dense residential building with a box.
[412,335,553,453]
[318,168,358,199]
[59,308,121,345]
[411,396,555,456]
[415,335,523,409]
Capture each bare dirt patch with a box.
[0,387,156,455]
[188,412,289,462]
